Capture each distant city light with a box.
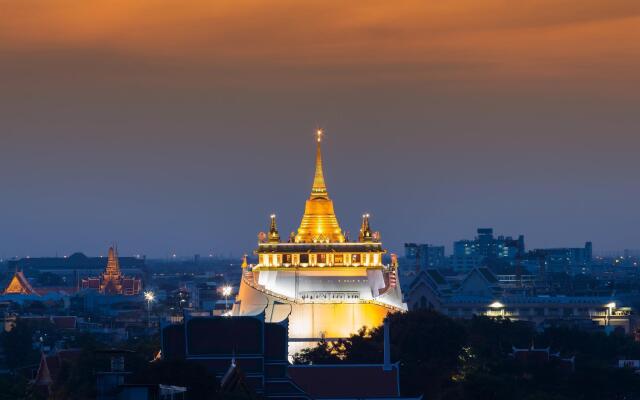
[489,301,504,308]
[144,291,155,328]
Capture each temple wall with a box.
[256,269,377,300]
[235,277,396,354]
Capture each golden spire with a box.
[311,129,327,198]
[295,129,345,243]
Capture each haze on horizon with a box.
[1,0,639,258]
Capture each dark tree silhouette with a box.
[294,310,640,399]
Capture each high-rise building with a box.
[403,243,446,270]
[529,242,593,274]
[234,130,406,354]
[452,228,524,271]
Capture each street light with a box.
[605,302,616,326]
[144,291,155,328]
[222,286,232,312]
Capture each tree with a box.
[293,309,467,398]
[386,309,467,397]
[48,341,104,400]
[0,375,43,400]
[294,310,640,399]
[292,338,341,364]
[1,322,39,370]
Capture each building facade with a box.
[407,267,634,333]
[234,131,406,354]
[528,242,593,274]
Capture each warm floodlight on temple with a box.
[234,130,407,355]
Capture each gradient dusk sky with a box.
[1,1,639,258]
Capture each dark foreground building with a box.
[161,312,416,399]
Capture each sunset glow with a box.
[2,1,639,89]
[1,1,639,256]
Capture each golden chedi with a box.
[234,130,406,355]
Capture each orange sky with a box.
[1,1,640,256]
[2,0,639,91]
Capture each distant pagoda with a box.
[81,246,142,295]
[234,130,406,354]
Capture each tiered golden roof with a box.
[104,246,121,277]
[294,130,345,243]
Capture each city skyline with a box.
[2,1,640,256]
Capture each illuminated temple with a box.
[3,270,37,295]
[234,130,407,354]
[81,246,142,295]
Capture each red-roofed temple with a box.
[81,247,142,295]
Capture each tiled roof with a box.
[288,364,399,398]
[34,349,82,388]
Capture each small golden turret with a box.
[268,214,280,243]
[359,213,373,242]
[241,254,248,268]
